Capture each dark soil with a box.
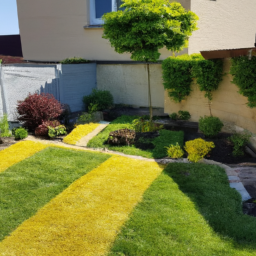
[243,198,256,217]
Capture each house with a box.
[12,0,256,135]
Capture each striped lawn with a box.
[0,156,164,256]
[0,141,48,173]
[0,146,110,242]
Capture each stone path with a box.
[76,122,109,147]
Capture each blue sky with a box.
[0,0,19,35]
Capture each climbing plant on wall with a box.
[230,56,256,108]
[162,53,224,115]
[191,58,224,101]
[162,54,194,103]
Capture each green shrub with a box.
[178,110,191,120]
[132,118,163,132]
[169,113,179,120]
[199,116,223,137]
[14,128,28,140]
[60,57,90,64]
[77,112,95,124]
[48,125,67,139]
[166,143,184,158]
[184,138,215,163]
[83,89,114,111]
[0,114,11,137]
[228,132,251,157]
[170,111,191,121]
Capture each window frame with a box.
[90,0,117,25]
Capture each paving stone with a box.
[225,168,239,176]
[228,176,240,182]
[229,182,251,201]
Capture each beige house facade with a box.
[16,0,256,134]
[17,0,190,62]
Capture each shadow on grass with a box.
[166,162,256,250]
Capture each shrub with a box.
[77,113,94,124]
[166,143,184,158]
[35,120,61,137]
[178,110,191,120]
[0,114,11,137]
[228,132,251,157]
[132,118,163,133]
[14,128,28,140]
[199,116,223,137]
[184,138,215,163]
[17,93,63,131]
[48,125,67,139]
[60,57,90,64]
[170,111,191,121]
[169,113,179,120]
[83,89,113,111]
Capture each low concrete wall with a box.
[0,63,96,121]
[97,64,165,108]
[164,58,256,134]
[58,63,97,112]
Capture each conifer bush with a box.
[17,93,63,131]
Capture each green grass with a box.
[109,163,256,256]
[87,115,184,158]
[0,147,110,241]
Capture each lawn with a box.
[1,142,256,255]
[87,115,184,158]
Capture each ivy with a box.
[230,56,256,108]
[192,58,224,101]
[162,55,193,102]
[162,54,224,104]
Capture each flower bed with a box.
[63,123,100,145]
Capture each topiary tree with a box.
[102,0,198,120]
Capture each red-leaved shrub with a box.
[35,120,61,137]
[17,93,63,131]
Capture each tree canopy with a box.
[102,0,199,62]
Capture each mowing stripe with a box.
[0,156,164,256]
[0,141,48,173]
[63,123,100,145]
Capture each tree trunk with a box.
[147,63,153,121]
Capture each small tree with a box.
[103,0,198,120]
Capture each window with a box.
[90,0,124,25]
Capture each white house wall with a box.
[189,0,256,54]
[97,64,165,108]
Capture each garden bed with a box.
[87,115,184,159]
[171,126,256,165]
